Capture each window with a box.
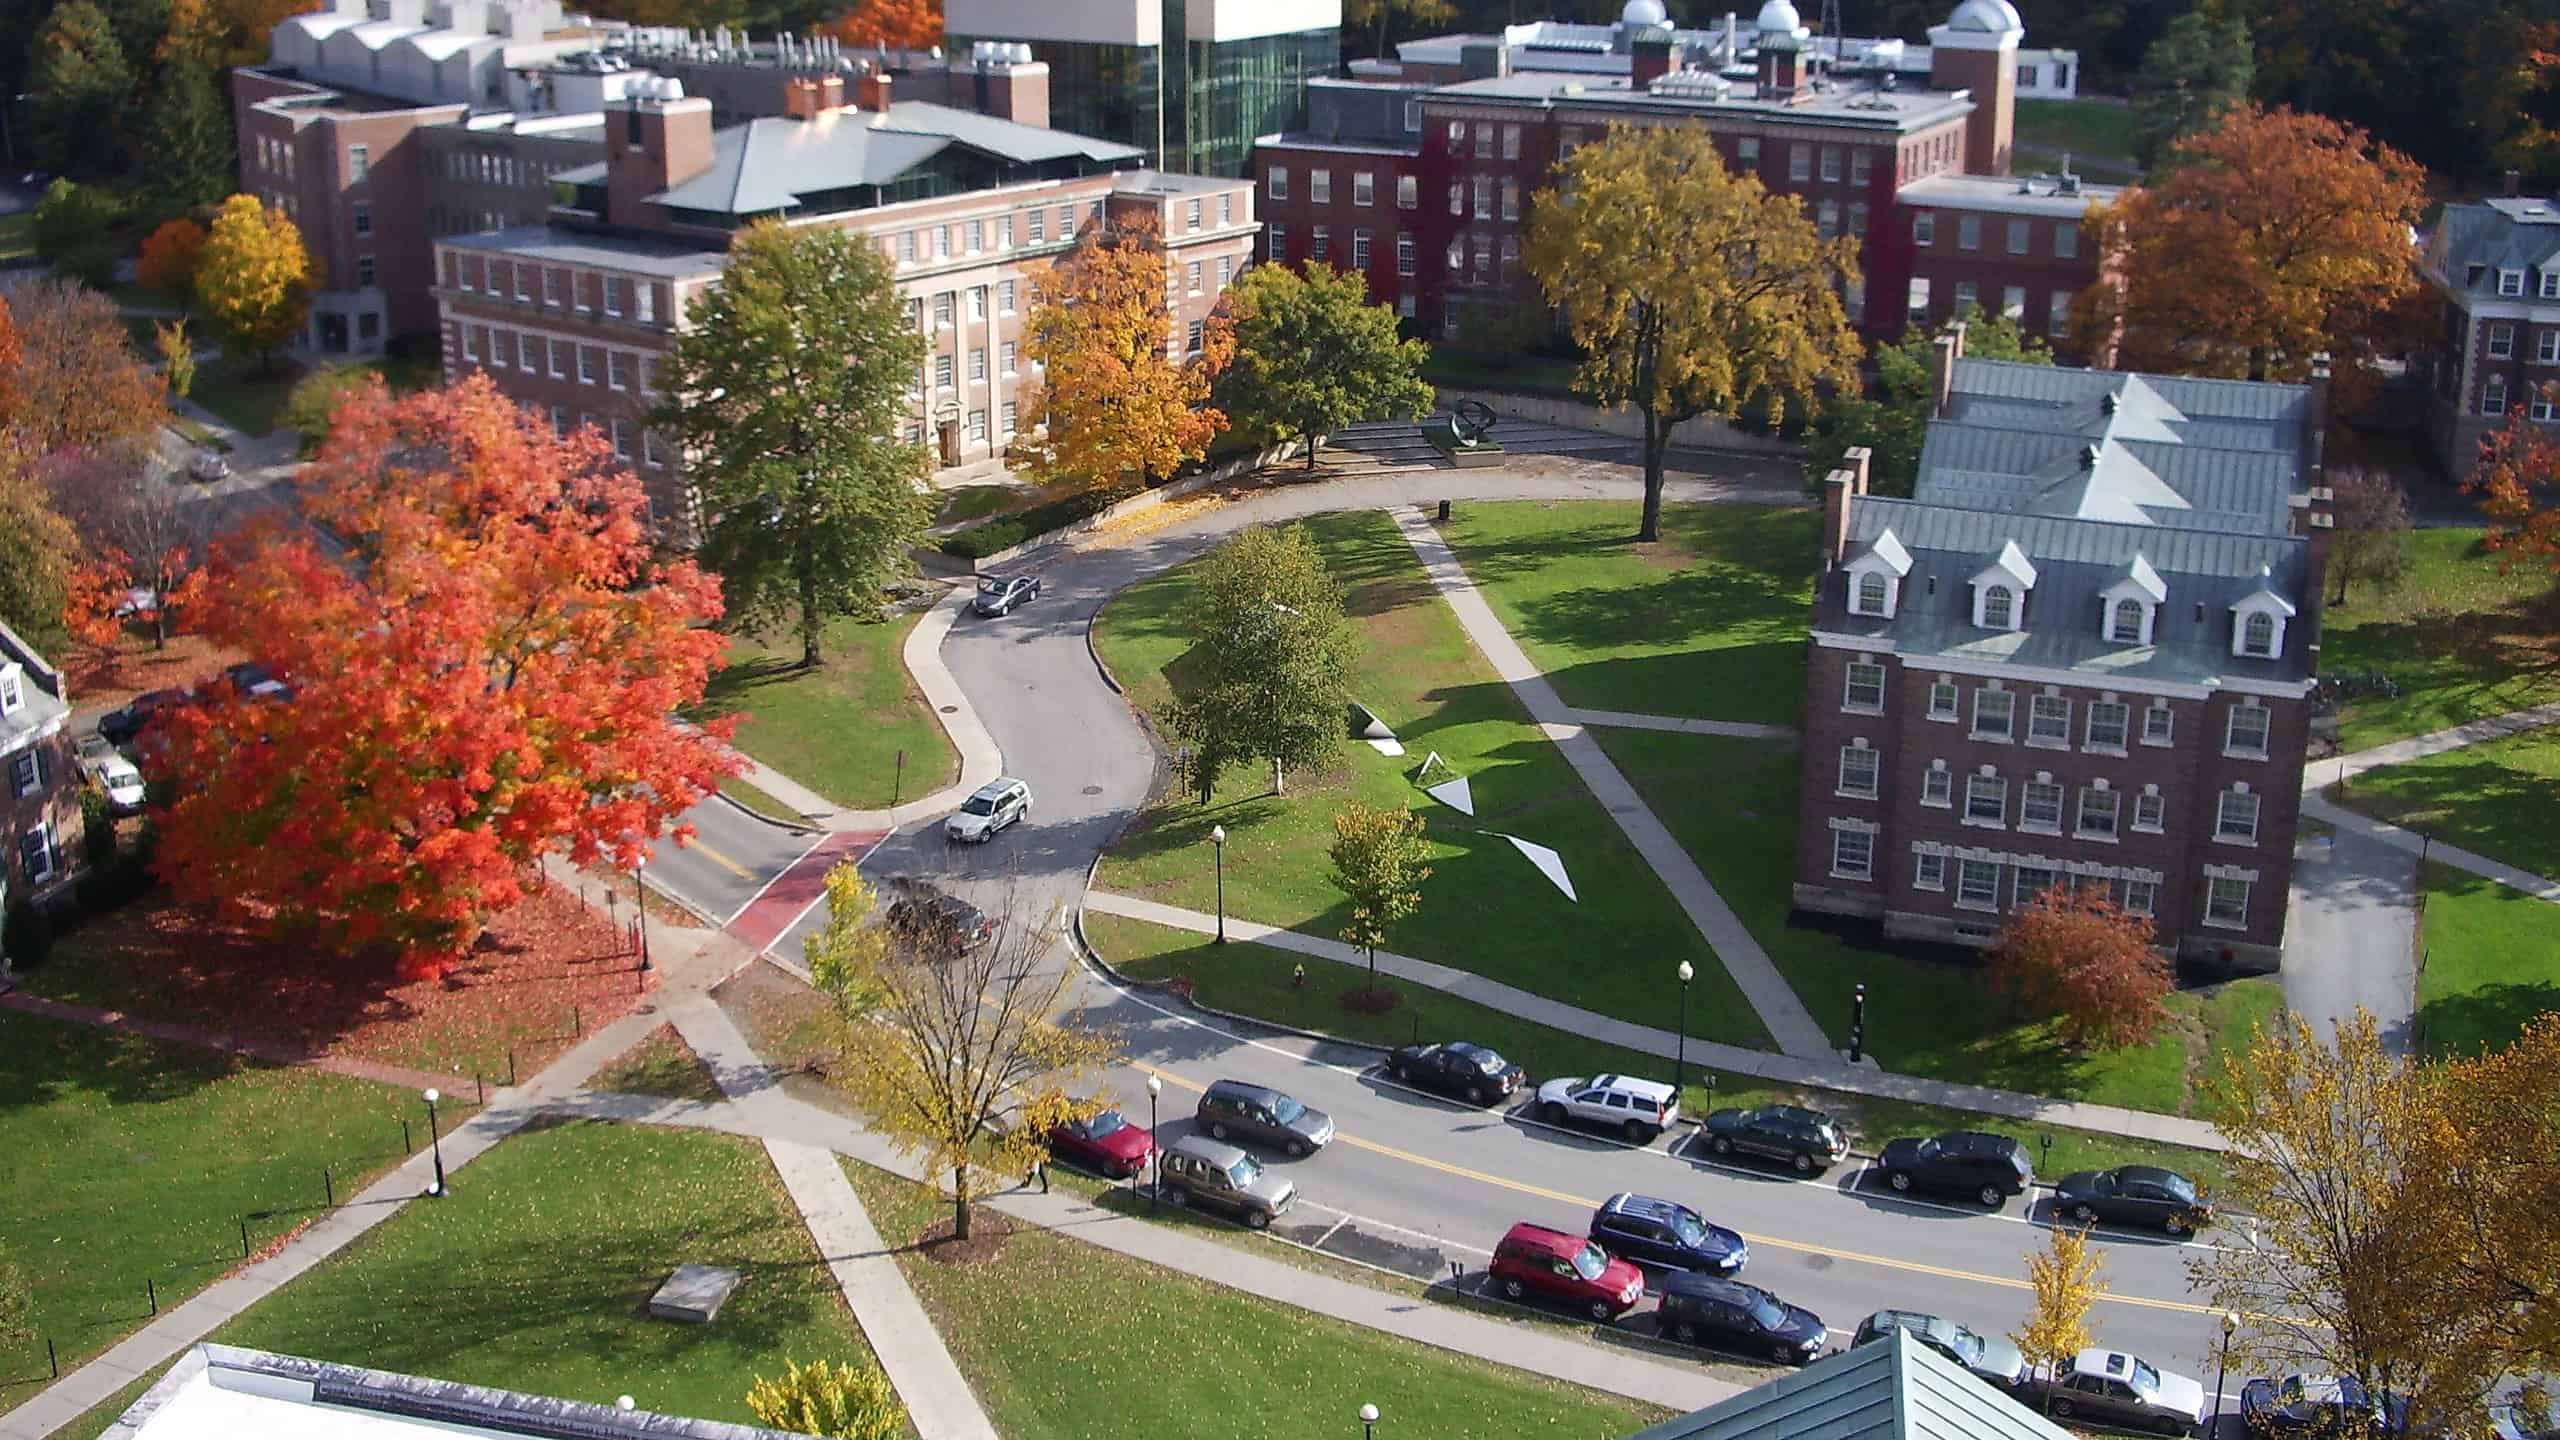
[1820,146,1841,182]
[1818,200,1838,238]
[20,821,55,884]
[1000,280,1018,312]
[1915,851,1947,890]
[2077,786,2119,839]
[1838,745,1879,798]
[1844,660,1885,712]
[1957,858,2001,909]
[1217,257,1232,287]
[967,409,988,442]
[2013,865,2057,907]
[1473,176,1491,219]
[2499,268,2526,298]
[1311,169,1332,204]
[461,323,479,361]
[2540,331,2560,367]
[1973,688,2014,740]
[1448,181,1463,217]
[1980,584,2014,629]
[2006,218,2029,255]
[1501,124,1520,160]
[2021,780,2063,832]
[1268,166,1289,201]
[1966,772,2008,825]
[609,418,630,459]
[1855,571,1888,614]
[516,332,536,370]
[934,354,954,389]
[1500,180,1518,221]
[2490,322,2516,360]
[1913,211,1935,246]
[1789,143,1811,182]
[1001,401,1018,434]
[1028,209,1047,244]
[352,202,372,237]
[1405,100,1422,132]
[2055,221,2079,259]
[936,226,952,258]
[1396,233,1416,276]
[1186,261,1203,293]
[1266,224,1287,263]
[2537,390,2560,423]
[2226,702,2271,756]
[578,344,601,386]
[1474,122,1492,159]
[1830,827,1874,880]
[1353,172,1374,207]
[2207,875,2252,927]
[1185,199,1202,231]
[642,428,663,467]
[608,352,632,391]
[2486,374,2511,415]
[1958,214,1981,251]
[1472,234,1491,282]
[2087,700,2128,750]
[2115,878,2156,916]
[1955,280,1979,313]
[2109,598,2146,643]
[1398,291,1415,318]
[2029,694,2070,745]
[2134,790,2165,832]
[1186,318,1205,354]
[1849,201,1870,236]
[2241,611,2277,657]
[6,747,39,795]
[1000,341,1017,375]
[1922,765,1952,807]
[543,267,561,306]
[967,286,987,321]
[1312,227,1331,262]
[2142,703,2174,745]
[2217,789,2261,843]
[603,277,625,317]
[1928,680,1959,721]
[1851,149,1871,185]
[2002,285,2026,320]
[356,254,375,287]
[548,404,566,434]
[1396,175,1418,210]
[934,292,954,327]
[968,347,987,381]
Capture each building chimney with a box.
[783,75,848,118]
[606,85,714,229]
[855,69,893,111]
[970,56,1045,127]
[1844,445,1871,496]
[2506,168,2523,198]
[1822,468,1858,566]
[1758,41,1805,100]
[1930,324,1966,418]
[1630,29,1673,90]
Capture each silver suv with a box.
[1157,1135,1295,1229]
[944,777,1031,843]
[1533,1073,1681,1142]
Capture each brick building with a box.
[433,74,1254,519]
[1252,0,2115,351]
[1,622,83,928]
[1793,332,2330,971]
[2420,187,2560,476]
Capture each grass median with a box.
[691,609,955,811]
[2414,861,2560,1058]
[2322,529,2560,750]
[2337,724,2560,881]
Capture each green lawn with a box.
[2342,724,2560,881]
[210,1120,871,1424]
[589,1024,724,1102]
[1093,510,1772,1050]
[1436,501,1819,727]
[935,483,1023,526]
[1085,911,2237,1192]
[2321,529,2560,751]
[718,773,810,822]
[690,610,956,811]
[187,362,298,437]
[1420,348,1584,400]
[844,1160,1670,1440]
[0,209,34,264]
[2415,862,2560,1058]
[0,1013,435,1413]
[2013,99,2143,180]
[1594,727,2284,1115]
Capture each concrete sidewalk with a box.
[1084,890,2231,1153]
[1389,505,1834,1060]
[1565,707,1797,742]
[2304,791,2560,903]
[2305,703,2560,903]
[2316,700,2560,785]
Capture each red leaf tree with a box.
[1986,883,2174,1051]
[152,374,737,975]
[2471,378,2560,568]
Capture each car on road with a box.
[1488,1222,1645,1321]
[943,777,1031,843]
[2042,1349,2207,1435]
[1654,1272,1827,1366]
[1700,1103,1850,1175]
[1383,1040,1523,1105]
[222,661,293,702]
[97,689,187,746]
[74,735,146,815]
[2240,1374,2396,1437]
[1850,1309,2027,1389]
[1875,1130,2035,1208]
[1588,1192,1746,1275]
[1196,1078,1334,1156]
[1156,1135,1294,1228]
[1532,1073,1679,1143]
[1045,1108,1155,1179]
[882,887,997,958]
[971,573,1042,617]
[2053,1165,2213,1236]
[187,450,231,483]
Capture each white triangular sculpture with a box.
[1424,775,1475,816]
[1415,751,1448,778]
[1355,702,1404,756]
[1501,834,1577,902]
[1368,735,1406,756]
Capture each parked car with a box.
[97,689,186,746]
[187,449,231,483]
[2053,1166,2213,1236]
[1654,1272,1828,1366]
[1875,1130,2035,1207]
[2043,1349,2207,1435]
[74,735,146,815]
[882,887,996,958]
[1588,1192,1746,1275]
[1196,1078,1334,1156]
[222,661,293,702]
[1155,1135,1294,1228]
[1045,1108,1155,1179]
[1488,1222,1645,1321]
[971,573,1042,616]
[1532,1073,1680,1143]
[1700,1103,1850,1175]
[944,776,1031,843]
[1851,1309,2027,1389]
[1383,1040,1524,1105]
[2490,1390,2560,1440]
[2240,1374,2396,1437]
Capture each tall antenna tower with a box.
[1819,0,1843,67]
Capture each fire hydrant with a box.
[1291,962,1308,989]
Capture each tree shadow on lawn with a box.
[2326,575,2560,731]
[1444,503,1817,586]
[0,1010,265,1115]
[2419,979,2560,1060]
[2348,749,2560,869]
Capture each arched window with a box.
[1856,572,1888,614]
[1981,585,2014,630]
[2241,611,2276,656]
[2109,598,2145,643]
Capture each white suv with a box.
[944,777,1032,843]
[1533,1074,1680,1143]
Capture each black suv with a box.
[1875,1130,2035,1207]
[1588,1192,1746,1275]
[1700,1104,1851,1175]
[1654,1272,1827,1366]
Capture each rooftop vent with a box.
[2080,443,2100,470]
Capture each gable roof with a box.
[0,618,69,759]
[1624,1327,2075,1440]
[2426,197,2560,297]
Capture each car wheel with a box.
[2163,1214,2189,1236]
[2050,1399,2075,1420]
[1244,1209,1271,1230]
[1285,1138,1308,1158]
[1163,1187,1189,1208]
[1979,1185,2006,1208]
[1541,1101,1565,1124]
[1774,1342,1798,1365]
[1710,1135,1734,1156]
[2073,1202,2098,1223]
[1886,1170,1914,1192]
[1623,1119,1651,1143]
[1673,1322,1699,1345]
[1210,1122,1230,1141]
[1385,1060,1404,1079]
[1588,1300,1614,1321]
[1500,1278,1526,1300]
[1791,1152,1817,1174]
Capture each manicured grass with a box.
[690,610,955,810]
[0,1012,438,1412]
[1084,912,2236,1192]
[1093,510,1772,1050]
[1420,348,1585,400]
[589,1024,724,1102]
[0,209,34,263]
[2013,99,2143,179]
[187,362,298,437]
[1594,727,2284,1116]
[718,773,809,822]
[210,1121,870,1424]
[843,1160,1671,1440]
[1436,500,1819,727]
[2415,862,2560,1058]
[935,483,1023,526]
[2321,529,2560,750]
[2343,724,2560,880]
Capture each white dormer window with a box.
[1969,540,2038,632]
[1856,573,1888,613]
[2543,270,2560,300]
[2501,268,2526,298]
[1844,527,1912,619]
[0,664,21,716]
[2099,553,2165,647]
[2108,599,2145,642]
[2231,569,2296,659]
[2241,612,2276,655]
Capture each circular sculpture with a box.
[1451,399,1499,446]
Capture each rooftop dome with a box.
[1620,0,1668,26]
[1945,0,2022,32]
[1755,0,1802,35]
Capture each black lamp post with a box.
[1359,1402,1379,1440]
[1673,960,1694,1098]
[1211,825,1228,943]
[422,1088,447,1197]
[1848,982,1868,1063]
[2213,1311,2238,1434]
[1145,1073,1162,1210]
[635,863,651,973]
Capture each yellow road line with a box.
[685,837,757,882]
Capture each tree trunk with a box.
[952,1167,972,1240]
[1374,6,1388,58]
[1305,431,1318,469]
[1368,942,1378,997]
[1637,406,1668,542]
[796,524,823,669]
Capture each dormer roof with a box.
[1846,527,1913,576]
[2101,552,2167,604]
[1971,538,2038,592]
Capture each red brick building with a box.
[1793,332,2330,971]
[1,623,83,928]
[2420,188,2560,475]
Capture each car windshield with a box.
[2132,1359,2162,1394]
[1272,1096,1305,1125]
[1083,1111,1127,1138]
[978,577,1010,593]
[1671,1212,1707,1247]
[1470,1049,1508,1072]
[2156,1173,2197,1203]
[1226,1154,1263,1187]
[1744,1293,1788,1330]
[960,794,999,816]
[1569,1244,1609,1281]
[1950,1325,1986,1364]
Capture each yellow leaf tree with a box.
[805,864,1120,1241]
[2011,1221,2106,1409]
[1523,121,1862,542]
[2403,1013,2560,1388]
[1017,214,1227,496]
[744,1358,906,1440]
[196,193,312,375]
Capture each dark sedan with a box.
[2241,1375,2397,1437]
[972,574,1042,616]
[1045,1108,1155,1179]
[97,688,187,746]
[1383,1040,1524,1105]
[1876,1130,2034,1208]
[2053,1165,2213,1236]
[883,890,997,957]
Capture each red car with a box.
[1490,1222,1647,1321]
[1045,1108,1156,1179]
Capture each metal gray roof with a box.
[1896,172,2120,218]
[1425,71,1973,131]
[437,226,726,279]
[651,100,1141,216]
[0,619,69,758]
[2424,198,2560,297]
[1625,1327,2075,1440]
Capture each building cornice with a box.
[1808,630,2315,701]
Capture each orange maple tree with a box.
[2070,106,2427,401]
[2469,379,2560,569]
[1986,882,2174,1051]
[152,375,738,977]
[0,281,166,455]
[137,218,209,307]
[1017,214,1229,494]
[820,0,940,51]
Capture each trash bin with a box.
[1437,499,1452,523]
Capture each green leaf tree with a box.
[25,0,132,181]
[1524,122,1863,542]
[29,178,128,289]
[1328,801,1431,1001]
[2129,10,2254,170]
[1807,307,2052,497]
[1212,261,1434,470]
[195,192,311,374]
[136,59,236,220]
[1343,0,1452,60]
[744,1358,906,1440]
[1166,524,1358,799]
[651,220,929,669]
[0,447,79,654]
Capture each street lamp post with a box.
[1358,1402,1379,1440]
[634,863,651,973]
[1673,960,1694,1098]
[422,1088,447,1197]
[1210,825,1227,943]
[1848,982,1868,1063]
[1145,1073,1162,1211]
[2213,1312,2239,1433]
